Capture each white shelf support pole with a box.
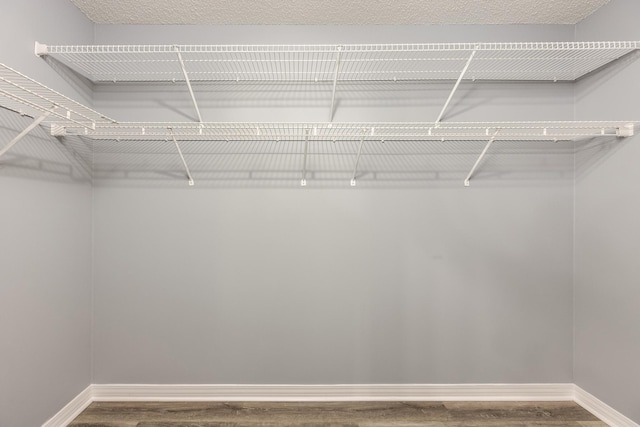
[169,129,195,186]
[435,47,478,125]
[464,129,500,187]
[350,131,366,186]
[328,46,343,122]
[0,107,55,158]
[301,129,310,186]
[175,47,203,123]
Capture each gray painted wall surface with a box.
[93,186,573,384]
[0,2,93,426]
[575,0,640,423]
[92,25,575,385]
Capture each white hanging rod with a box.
[54,121,636,141]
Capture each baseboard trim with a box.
[574,385,639,427]
[45,384,638,427]
[91,383,574,402]
[41,385,93,427]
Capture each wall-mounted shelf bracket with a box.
[350,130,367,186]
[301,129,310,186]
[436,46,478,125]
[34,42,48,57]
[175,46,203,123]
[169,128,195,186]
[617,123,635,137]
[0,107,55,158]
[328,46,343,122]
[464,128,500,187]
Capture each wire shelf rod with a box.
[54,121,636,142]
[464,129,500,187]
[175,47,203,122]
[301,129,310,186]
[0,107,55,158]
[328,46,343,121]
[169,128,195,186]
[351,130,367,186]
[436,46,477,124]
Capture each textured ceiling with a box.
[69,0,610,25]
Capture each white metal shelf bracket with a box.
[301,129,310,186]
[34,42,48,57]
[169,128,195,186]
[0,107,55,158]
[328,46,343,122]
[436,46,478,125]
[464,129,500,187]
[175,46,203,123]
[350,130,367,186]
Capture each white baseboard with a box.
[91,383,574,402]
[574,385,639,427]
[41,385,93,427]
[45,383,639,427]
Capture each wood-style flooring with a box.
[69,401,608,426]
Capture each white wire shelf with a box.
[53,121,636,142]
[37,41,640,83]
[0,63,114,126]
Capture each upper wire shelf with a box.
[0,63,114,126]
[36,41,640,83]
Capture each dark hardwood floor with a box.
[69,401,607,426]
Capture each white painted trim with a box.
[574,385,639,427]
[92,383,574,402]
[41,385,93,427]
[48,383,640,427]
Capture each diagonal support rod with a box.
[175,46,203,123]
[464,129,500,187]
[350,131,366,186]
[301,129,310,186]
[328,46,343,122]
[435,47,478,125]
[0,107,55,158]
[169,128,195,186]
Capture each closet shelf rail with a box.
[52,121,636,141]
[36,41,640,83]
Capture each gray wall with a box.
[92,25,576,385]
[0,2,94,427]
[575,0,640,423]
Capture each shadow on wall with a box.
[575,50,640,102]
[87,137,577,189]
[40,56,95,106]
[0,108,91,183]
[575,135,631,181]
[91,80,571,123]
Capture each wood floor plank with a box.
[68,401,607,427]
